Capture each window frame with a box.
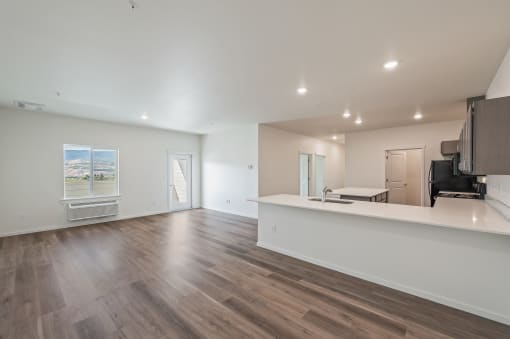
[63,144,120,200]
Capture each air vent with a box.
[14,100,45,111]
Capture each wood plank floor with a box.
[1,209,509,339]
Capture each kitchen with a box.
[254,63,510,325]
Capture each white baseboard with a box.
[0,209,174,238]
[257,241,510,326]
[201,205,258,219]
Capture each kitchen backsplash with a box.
[487,175,510,207]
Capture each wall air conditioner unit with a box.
[67,200,119,221]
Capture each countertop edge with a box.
[331,187,389,197]
[252,196,510,237]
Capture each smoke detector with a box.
[14,100,45,111]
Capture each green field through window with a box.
[64,145,118,198]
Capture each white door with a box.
[299,153,310,196]
[315,154,326,195]
[386,151,407,204]
[168,154,192,211]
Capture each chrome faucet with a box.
[321,186,332,202]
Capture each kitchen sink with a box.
[308,197,354,204]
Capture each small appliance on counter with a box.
[428,159,482,206]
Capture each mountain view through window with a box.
[64,145,118,198]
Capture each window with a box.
[64,145,118,198]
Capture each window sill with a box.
[60,195,121,204]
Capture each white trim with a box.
[314,153,326,196]
[1,207,207,238]
[383,144,427,151]
[0,209,180,238]
[256,241,510,326]
[298,152,312,197]
[167,152,193,212]
[202,205,258,219]
[60,195,121,203]
[63,144,120,199]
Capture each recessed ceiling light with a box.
[414,112,423,120]
[141,113,149,120]
[297,87,308,95]
[383,60,399,70]
[332,135,338,140]
[342,110,351,118]
[355,117,363,125]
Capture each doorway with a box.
[385,148,424,206]
[299,153,311,196]
[315,154,326,195]
[168,154,192,211]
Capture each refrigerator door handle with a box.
[428,164,433,201]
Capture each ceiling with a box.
[266,101,466,144]
[1,0,510,134]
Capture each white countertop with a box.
[253,194,510,237]
[331,187,388,197]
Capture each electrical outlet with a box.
[272,225,277,233]
[226,199,231,204]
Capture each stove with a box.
[437,191,481,199]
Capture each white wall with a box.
[0,108,201,236]
[487,47,510,99]
[201,125,258,218]
[345,120,464,206]
[259,125,345,196]
[486,47,510,206]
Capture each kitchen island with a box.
[253,194,510,325]
[329,187,389,202]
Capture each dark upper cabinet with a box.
[472,96,510,175]
[460,96,510,175]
